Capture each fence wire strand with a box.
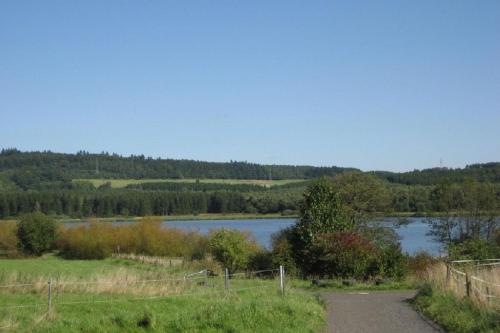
[0,268,283,311]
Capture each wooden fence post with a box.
[47,278,52,314]
[279,265,285,296]
[465,272,471,298]
[225,268,229,290]
[446,265,451,287]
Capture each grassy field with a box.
[0,256,325,332]
[73,178,306,188]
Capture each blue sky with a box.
[1,1,499,172]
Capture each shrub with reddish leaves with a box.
[311,232,378,279]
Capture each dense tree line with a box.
[373,163,500,185]
[0,190,300,218]
[1,179,498,219]
[389,183,500,214]
[2,149,499,188]
[0,149,354,182]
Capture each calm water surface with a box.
[63,217,442,255]
[164,217,442,255]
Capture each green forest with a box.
[0,148,499,218]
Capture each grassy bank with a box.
[410,261,500,333]
[0,256,325,332]
[412,286,500,333]
[5,211,499,224]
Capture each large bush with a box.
[208,229,260,273]
[311,232,377,279]
[293,178,349,273]
[247,250,273,272]
[272,177,406,279]
[360,224,408,279]
[17,212,57,256]
[375,243,408,279]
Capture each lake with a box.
[165,217,443,255]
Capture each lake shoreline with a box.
[2,210,498,224]
[0,213,296,224]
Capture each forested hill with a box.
[1,149,499,186]
[0,149,499,218]
[372,163,500,185]
[0,149,356,181]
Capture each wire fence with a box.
[0,266,286,314]
[447,259,500,308]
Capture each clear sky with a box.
[1,1,499,172]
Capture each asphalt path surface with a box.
[323,291,442,333]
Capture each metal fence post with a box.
[279,265,285,295]
[47,278,52,313]
[225,268,229,290]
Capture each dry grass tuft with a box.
[0,267,210,297]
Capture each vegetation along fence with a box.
[0,265,286,327]
[447,259,500,309]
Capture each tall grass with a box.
[412,261,500,332]
[57,219,208,259]
[0,221,18,257]
[421,261,500,309]
[0,255,218,296]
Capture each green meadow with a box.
[73,178,306,188]
[0,256,325,332]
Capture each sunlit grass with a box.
[73,178,306,188]
[0,256,325,332]
[411,261,500,333]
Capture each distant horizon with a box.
[2,147,498,174]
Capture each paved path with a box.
[323,291,441,333]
